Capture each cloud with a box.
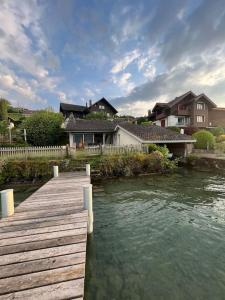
[112,72,135,94]
[111,49,140,74]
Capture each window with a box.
[177,117,185,125]
[197,115,205,123]
[99,105,105,110]
[197,102,204,110]
[73,134,83,145]
[84,134,94,145]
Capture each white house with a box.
[64,116,195,157]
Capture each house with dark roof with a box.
[149,91,225,128]
[64,115,195,157]
[60,98,118,119]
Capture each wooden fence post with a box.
[83,184,93,234]
[1,189,14,218]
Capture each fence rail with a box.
[0,146,67,159]
[83,144,148,155]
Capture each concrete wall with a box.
[114,128,140,146]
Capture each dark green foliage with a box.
[209,127,225,137]
[0,152,177,184]
[0,121,8,135]
[98,152,177,177]
[0,98,10,121]
[85,112,108,120]
[148,144,169,157]
[22,111,64,146]
[167,126,180,133]
[193,130,215,150]
[136,117,148,124]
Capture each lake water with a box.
[85,170,225,300]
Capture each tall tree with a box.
[0,98,10,121]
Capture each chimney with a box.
[148,109,151,117]
[89,100,92,107]
[86,102,88,107]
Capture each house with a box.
[64,115,195,157]
[149,91,225,128]
[60,97,118,119]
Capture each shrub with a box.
[167,126,181,133]
[215,142,225,153]
[148,144,169,157]
[21,111,64,146]
[209,127,225,137]
[193,130,215,150]
[98,152,177,177]
[216,134,225,143]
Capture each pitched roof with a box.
[118,123,195,142]
[65,116,116,132]
[90,98,118,113]
[152,91,217,112]
[60,102,87,112]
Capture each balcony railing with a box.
[177,109,190,116]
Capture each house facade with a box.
[60,98,118,119]
[64,116,195,157]
[149,91,225,128]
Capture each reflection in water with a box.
[85,170,225,300]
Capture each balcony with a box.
[177,109,190,116]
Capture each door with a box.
[161,119,166,127]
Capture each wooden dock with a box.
[0,172,90,300]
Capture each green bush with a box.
[98,152,177,177]
[167,126,181,133]
[215,142,225,153]
[209,127,225,137]
[193,130,215,150]
[148,144,169,157]
[216,134,225,143]
[21,111,64,146]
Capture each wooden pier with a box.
[0,172,90,300]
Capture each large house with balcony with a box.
[60,97,118,119]
[149,91,225,128]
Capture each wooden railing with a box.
[83,144,148,155]
[0,146,67,159]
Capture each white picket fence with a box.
[83,144,148,155]
[0,146,67,159]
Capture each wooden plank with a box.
[0,217,87,233]
[0,264,85,295]
[0,243,86,266]
[0,212,87,228]
[0,172,90,299]
[0,234,86,256]
[0,278,84,300]
[0,222,87,239]
[0,252,86,279]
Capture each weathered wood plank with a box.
[0,278,84,300]
[0,217,87,233]
[0,212,87,228]
[0,252,86,279]
[0,264,85,295]
[0,172,90,299]
[0,222,86,239]
[0,242,86,266]
[0,234,86,256]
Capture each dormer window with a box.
[197,102,204,110]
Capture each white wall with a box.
[114,128,141,146]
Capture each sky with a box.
[0,0,225,116]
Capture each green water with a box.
[85,170,225,300]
